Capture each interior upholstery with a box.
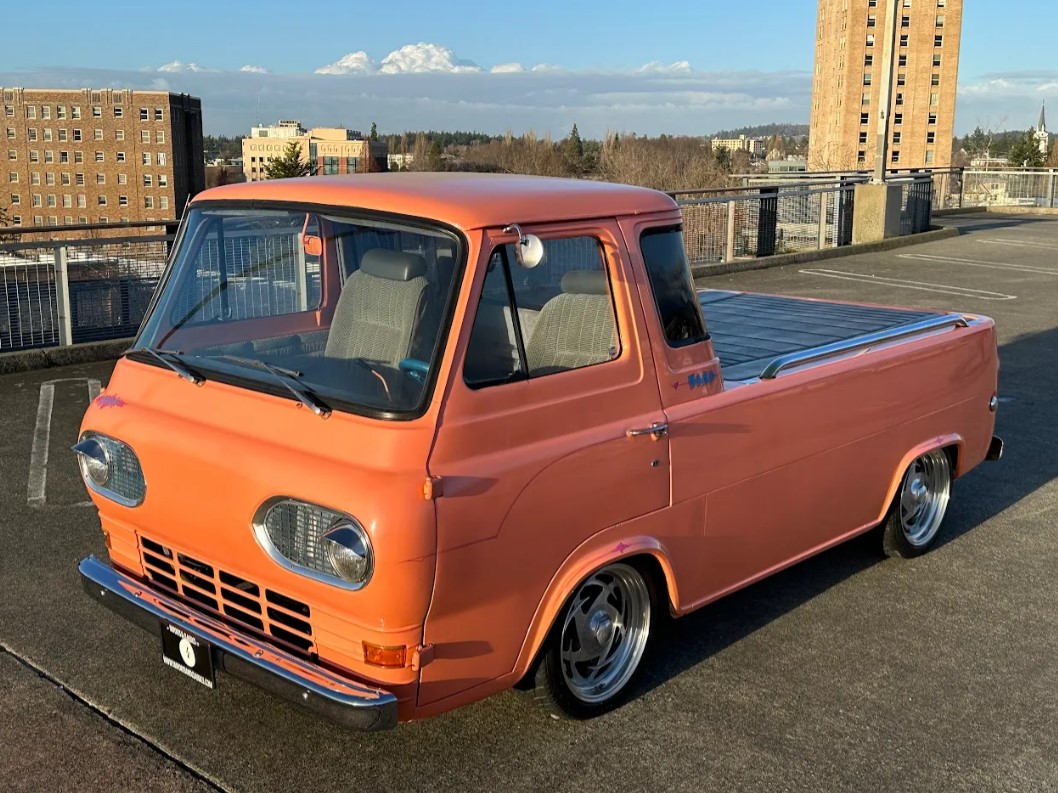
[324,249,430,365]
[525,271,616,376]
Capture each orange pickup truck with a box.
[76,174,1002,730]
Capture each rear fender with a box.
[511,531,679,680]
[878,433,963,523]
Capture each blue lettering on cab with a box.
[674,369,716,392]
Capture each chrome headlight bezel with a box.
[74,431,146,507]
[252,498,373,591]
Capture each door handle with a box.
[626,422,668,440]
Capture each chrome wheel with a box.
[898,449,951,548]
[559,563,651,705]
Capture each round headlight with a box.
[322,522,373,584]
[75,437,111,486]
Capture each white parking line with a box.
[27,377,101,508]
[898,253,1058,275]
[977,238,1058,251]
[799,269,1017,300]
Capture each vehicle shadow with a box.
[627,323,1058,701]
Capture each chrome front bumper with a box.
[78,555,398,731]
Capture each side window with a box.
[464,235,618,388]
[640,226,708,347]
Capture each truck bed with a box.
[699,290,941,381]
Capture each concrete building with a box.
[1035,103,1049,156]
[242,122,388,181]
[2,87,203,226]
[808,0,963,171]
[710,135,766,158]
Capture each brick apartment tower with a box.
[808,0,963,172]
[2,88,204,227]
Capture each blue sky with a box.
[0,0,1053,136]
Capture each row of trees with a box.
[387,126,756,191]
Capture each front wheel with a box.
[532,562,654,719]
[882,448,952,558]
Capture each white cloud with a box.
[157,60,211,73]
[0,63,816,137]
[315,50,376,75]
[239,65,270,74]
[638,60,693,74]
[378,43,481,74]
[491,63,525,74]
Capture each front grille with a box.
[139,536,315,655]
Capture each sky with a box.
[0,0,1053,138]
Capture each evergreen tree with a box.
[370,122,379,141]
[565,123,585,172]
[263,140,315,179]
[1008,129,1045,168]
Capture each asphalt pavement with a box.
[1,212,1056,792]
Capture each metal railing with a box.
[0,234,172,352]
[672,173,934,266]
[960,169,1058,209]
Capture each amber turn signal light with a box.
[363,642,407,668]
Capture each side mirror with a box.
[502,224,545,269]
[302,235,323,257]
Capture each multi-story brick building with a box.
[808,0,962,171]
[2,87,204,227]
[242,121,388,182]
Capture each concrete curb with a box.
[691,226,961,279]
[0,338,133,376]
[933,207,987,217]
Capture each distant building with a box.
[1,87,204,226]
[1035,102,1049,156]
[710,135,765,158]
[809,0,963,171]
[387,153,415,170]
[242,121,388,181]
[768,156,809,174]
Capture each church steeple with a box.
[1035,101,1050,156]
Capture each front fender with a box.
[511,525,680,681]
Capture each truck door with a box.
[420,221,670,705]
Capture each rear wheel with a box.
[532,562,654,719]
[882,448,952,558]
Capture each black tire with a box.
[531,561,656,720]
[882,448,953,558]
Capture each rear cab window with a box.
[640,226,709,347]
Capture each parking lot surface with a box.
[2,213,1056,792]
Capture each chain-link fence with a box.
[0,234,171,352]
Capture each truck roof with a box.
[193,172,679,230]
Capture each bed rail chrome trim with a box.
[759,313,970,380]
[78,555,398,730]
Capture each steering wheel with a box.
[398,358,430,384]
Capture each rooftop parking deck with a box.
[2,212,1057,792]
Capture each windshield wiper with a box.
[133,346,204,385]
[210,355,331,418]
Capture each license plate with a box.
[160,622,216,689]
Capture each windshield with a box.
[135,205,463,417]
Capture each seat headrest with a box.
[360,248,427,282]
[560,270,609,296]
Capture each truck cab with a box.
[77,173,1000,729]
